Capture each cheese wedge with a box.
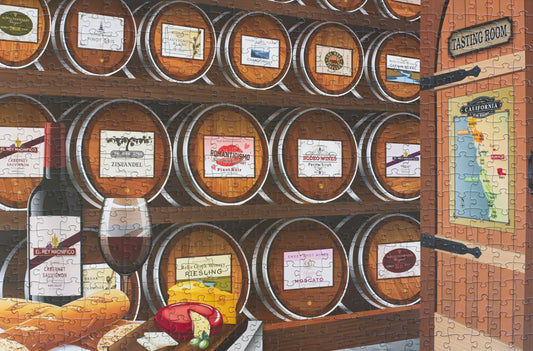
[190,310,210,339]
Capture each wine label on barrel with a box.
[0,127,44,178]
[99,130,155,178]
[385,143,420,178]
[175,254,232,293]
[203,136,255,178]
[298,139,342,178]
[28,216,81,296]
[162,24,204,60]
[283,249,334,290]
[315,45,353,77]
[83,263,119,296]
[78,12,124,52]
[241,35,280,69]
[0,5,38,43]
[377,241,420,279]
[386,55,420,85]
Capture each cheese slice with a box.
[189,310,211,339]
[168,281,237,324]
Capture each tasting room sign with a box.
[448,17,512,58]
[448,86,514,231]
[283,249,334,290]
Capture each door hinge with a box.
[421,233,481,258]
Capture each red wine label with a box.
[162,24,204,60]
[315,45,353,77]
[241,35,280,68]
[298,139,342,178]
[0,4,38,43]
[83,263,118,296]
[100,130,155,178]
[386,55,420,85]
[203,136,255,178]
[385,143,420,178]
[283,249,333,290]
[0,127,44,178]
[77,12,125,52]
[175,254,232,293]
[377,241,420,279]
[28,216,81,296]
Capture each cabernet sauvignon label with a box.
[78,12,124,52]
[298,139,342,178]
[203,136,255,178]
[241,35,280,68]
[29,216,81,296]
[0,127,44,178]
[82,263,118,296]
[162,24,204,60]
[377,241,420,279]
[283,248,333,290]
[385,143,420,178]
[315,45,353,77]
[100,130,155,178]
[175,254,232,293]
[0,5,38,43]
[386,55,420,85]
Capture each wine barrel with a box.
[0,228,142,320]
[371,0,420,21]
[285,21,364,96]
[44,0,136,75]
[335,213,420,309]
[240,218,348,321]
[0,0,51,69]
[0,94,55,210]
[349,112,420,202]
[162,104,269,206]
[131,1,216,83]
[259,107,358,204]
[297,0,367,12]
[209,11,292,90]
[142,223,250,325]
[363,31,420,103]
[63,99,171,208]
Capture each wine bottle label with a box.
[392,0,421,5]
[386,55,420,85]
[175,254,232,293]
[29,216,81,296]
[77,12,124,52]
[377,241,420,279]
[82,263,119,296]
[283,249,334,290]
[297,139,342,178]
[315,45,353,77]
[240,35,280,69]
[99,130,155,178]
[161,24,204,60]
[385,143,420,178]
[0,127,44,178]
[0,5,38,43]
[203,136,255,178]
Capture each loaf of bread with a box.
[75,319,141,351]
[0,298,54,330]
[0,289,130,351]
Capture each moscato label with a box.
[283,249,333,290]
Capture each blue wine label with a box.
[29,216,81,297]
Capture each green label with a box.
[0,11,33,36]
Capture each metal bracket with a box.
[420,65,481,90]
[421,233,481,258]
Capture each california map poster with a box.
[448,86,514,231]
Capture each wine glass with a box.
[99,198,152,295]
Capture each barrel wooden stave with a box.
[216,11,292,90]
[261,108,358,204]
[372,0,420,21]
[240,218,348,321]
[164,104,269,206]
[298,0,367,12]
[290,21,364,96]
[0,94,55,210]
[364,31,420,103]
[132,1,216,83]
[0,0,50,68]
[45,0,136,75]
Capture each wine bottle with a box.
[27,122,83,305]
